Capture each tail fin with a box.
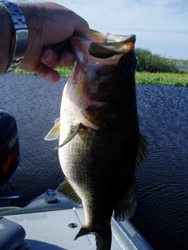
[75,226,112,250]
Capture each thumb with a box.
[72,12,90,39]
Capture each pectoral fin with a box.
[44,118,60,141]
[55,123,80,150]
[57,179,82,205]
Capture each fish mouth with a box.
[89,29,136,58]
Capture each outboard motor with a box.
[0,109,20,186]
[0,111,27,250]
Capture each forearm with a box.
[0,4,11,73]
[0,2,43,74]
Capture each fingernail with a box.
[46,53,53,62]
[44,72,53,82]
[42,50,53,62]
[45,72,60,83]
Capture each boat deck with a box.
[1,190,152,250]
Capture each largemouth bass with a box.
[45,29,147,250]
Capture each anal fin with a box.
[57,179,82,205]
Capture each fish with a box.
[44,29,147,250]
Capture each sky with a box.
[16,0,188,60]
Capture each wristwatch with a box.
[0,0,28,72]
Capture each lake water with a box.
[175,65,188,71]
[131,83,188,250]
[0,73,188,250]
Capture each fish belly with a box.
[58,111,138,225]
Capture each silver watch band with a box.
[0,0,28,72]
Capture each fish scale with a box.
[45,29,147,250]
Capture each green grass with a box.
[57,65,74,77]
[14,68,35,76]
[136,71,188,87]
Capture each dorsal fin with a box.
[44,118,61,141]
[135,134,148,168]
[55,123,80,150]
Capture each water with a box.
[0,73,65,204]
[175,65,188,71]
[0,74,188,249]
[131,84,188,250]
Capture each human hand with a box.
[18,2,89,82]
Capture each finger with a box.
[60,51,75,66]
[49,42,75,66]
[34,63,60,82]
[41,48,59,68]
